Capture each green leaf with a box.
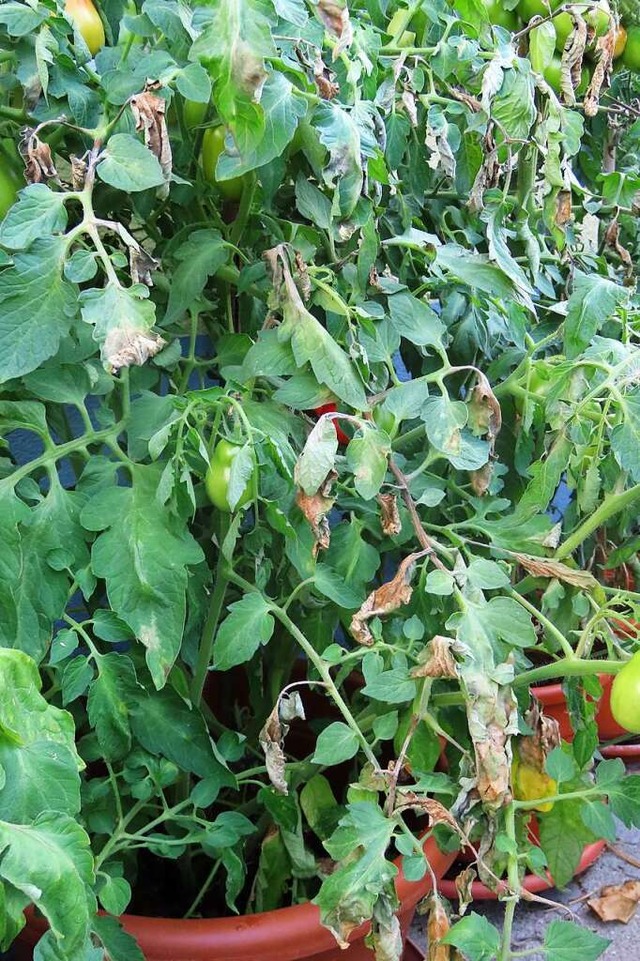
[491,64,536,142]
[466,559,509,590]
[254,828,291,913]
[87,654,139,761]
[0,2,46,36]
[96,875,132,916]
[608,774,640,828]
[0,238,76,383]
[538,800,594,888]
[543,920,609,961]
[295,174,332,230]
[0,814,95,958]
[213,593,275,670]
[440,913,501,961]
[611,393,640,482]
[312,722,359,765]
[97,134,165,192]
[300,775,341,841]
[545,747,577,784]
[175,62,211,102]
[579,800,617,843]
[0,648,82,823]
[61,656,94,705]
[314,565,363,608]
[92,915,144,961]
[314,101,363,218]
[79,283,160,371]
[163,229,229,325]
[294,417,338,495]
[131,686,227,781]
[564,272,629,359]
[346,428,390,500]
[80,465,204,689]
[0,185,68,250]
[388,292,445,349]
[434,243,518,302]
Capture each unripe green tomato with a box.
[584,0,611,37]
[205,439,256,512]
[622,25,640,71]
[387,9,416,45]
[554,11,573,50]
[544,55,590,95]
[0,166,18,219]
[201,126,245,202]
[610,651,640,734]
[517,0,559,23]
[484,0,519,30]
[183,99,208,129]
[65,0,105,55]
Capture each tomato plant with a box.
[0,165,18,218]
[622,25,640,71]
[0,2,638,960]
[517,0,559,22]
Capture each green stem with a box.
[499,805,519,961]
[506,588,576,660]
[184,859,222,918]
[555,484,640,559]
[513,786,602,810]
[190,525,230,708]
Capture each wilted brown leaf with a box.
[514,553,598,589]
[517,700,561,772]
[560,16,587,104]
[317,0,354,58]
[258,690,306,795]
[555,190,572,226]
[130,246,159,287]
[20,128,57,184]
[588,880,640,923]
[130,83,172,198]
[103,326,166,374]
[296,471,337,556]
[313,56,340,100]
[378,493,401,537]
[70,154,88,190]
[453,866,477,917]
[605,219,633,275]
[584,30,614,117]
[394,792,461,836]
[411,636,458,680]
[350,551,427,646]
[424,893,451,961]
[463,670,518,810]
[467,372,501,447]
[469,463,493,496]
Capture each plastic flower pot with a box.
[16,834,456,961]
[534,675,640,760]
[438,839,606,902]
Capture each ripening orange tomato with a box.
[65,0,105,56]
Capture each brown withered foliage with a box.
[103,326,166,374]
[584,29,614,117]
[517,700,561,772]
[555,190,573,227]
[469,462,493,497]
[313,56,340,100]
[130,246,159,287]
[411,635,458,680]
[70,154,88,190]
[605,219,633,279]
[514,553,598,590]
[394,792,461,836]
[20,128,57,184]
[130,83,172,197]
[295,471,337,556]
[423,894,451,961]
[588,880,640,924]
[317,0,354,58]
[560,15,588,104]
[452,865,476,917]
[378,493,401,537]
[258,691,305,796]
[467,372,502,448]
[350,551,427,646]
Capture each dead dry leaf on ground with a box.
[588,879,640,923]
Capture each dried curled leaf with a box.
[423,893,451,961]
[588,880,640,923]
[560,15,587,104]
[394,792,461,836]
[605,219,633,278]
[469,463,493,497]
[20,128,57,184]
[130,82,172,198]
[70,154,88,190]
[584,30,614,117]
[317,0,354,59]
[104,327,165,374]
[313,56,340,100]
[467,372,502,448]
[517,700,560,772]
[514,553,598,589]
[296,471,337,556]
[378,493,401,537]
[452,866,476,918]
[464,670,518,811]
[130,246,159,287]
[350,551,427,646]
[259,690,306,795]
[411,636,459,679]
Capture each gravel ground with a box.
[409,821,640,959]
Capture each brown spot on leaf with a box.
[130,83,172,198]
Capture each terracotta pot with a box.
[439,839,606,903]
[17,834,456,961]
[534,675,640,759]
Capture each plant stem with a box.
[499,804,519,961]
[506,588,576,660]
[184,859,222,918]
[190,525,230,708]
[555,484,640,559]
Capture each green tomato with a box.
[622,25,640,71]
[553,11,573,49]
[517,0,559,23]
[544,54,590,95]
[584,0,611,37]
[183,99,208,129]
[484,0,519,30]
[65,0,105,55]
[610,651,640,733]
[0,166,18,219]
[372,405,397,437]
[205,439,256,512]
[201,126,245,202]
